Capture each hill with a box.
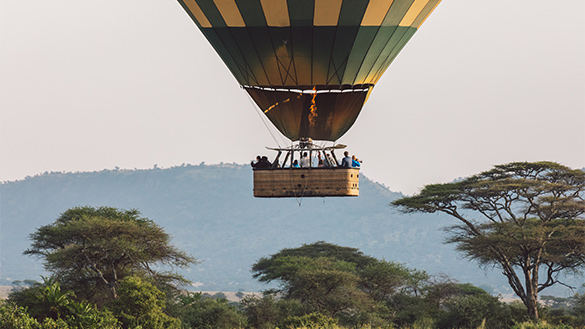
[0,164,578,295]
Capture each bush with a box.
[387,293,432,327]
[176,292,246,329]
[241,294,307,329]
[510,321,574,329]
[436,293,513,329]
[279,312,339,329]
[106,276,180,329]
[6,278,120,329]
[0,301,40,329]
[569,292,585,327]
[0,300,119,329]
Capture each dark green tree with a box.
[251,242,422,326]
[256,254,373,320]
[25,206,196,305]
[106,276,180,329]
[423,281,512,329]
[360,260,427,302]
[175,292,247,329]
[239,294,309,329]
[254,241,378,270]
[392,162,585,319]
[240,294,288,329]
[7,277,120,328]
[437,293,510,328]
[569,289,585,327]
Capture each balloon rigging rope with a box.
[243,89,285,148]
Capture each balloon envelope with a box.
[178,0,441,141]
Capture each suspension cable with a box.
[242,87,286,148]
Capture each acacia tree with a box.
[251,242,423,325]
[25,206,196,305]
[392,162,585,319]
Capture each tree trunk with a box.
[524,294,539,319]
[523,267,539,319]
[108,282,118,299]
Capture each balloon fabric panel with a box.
[177,0,441,141]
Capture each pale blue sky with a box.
[1,0,584,194]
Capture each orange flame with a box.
[308,86,318,127]
[264,94,302,114]
[264,97,291,114]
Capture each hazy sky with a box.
[1,0,584,195]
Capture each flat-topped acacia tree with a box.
[392,162,585,319]
[25,206,196,305]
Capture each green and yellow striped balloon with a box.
[178,0,441,141]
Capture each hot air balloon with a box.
[177,0,441,197]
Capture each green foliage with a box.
[447,219,585,272]
[360,261,424,302]
[13,277,76,320]
[392,162,585,319]
[249,242,533,328]
[0,301,41,329]
[241,294,308,329]
[252,242,377,284]
[174,292,246,329]
[25,206,195,305]
[386,279,521,329]
[286,258,371,315]
[7,277,120,328]
[510,321,574,329]
[106,276,180,329]
[570,291,585,326]
[250,242,440,327]
[536,290,585,328]
[436,293,512,329]
[252,243,410,325]
[0,305,92,329]
[279,312,339,329]
[387,292,432,327]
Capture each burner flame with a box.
[308,86,318,127]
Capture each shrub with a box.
[437,293,513,328]
[106,276,180,329]
[0,301,40,329]
[511,321,574,329]
[177,292,246,329]
[241,294,307,329]
[279,312,339,329]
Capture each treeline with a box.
[2,257,584,329]
[1,206,584,328]
[3,161,584,328]
[2,277,584,329]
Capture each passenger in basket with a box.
[299,152,310,168]
[250,155,261,168]
[255,156,272,169]
[292,159,300,168]
[352,155,362,168]
[341,151,352,167]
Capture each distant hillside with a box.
[0,164,578,294]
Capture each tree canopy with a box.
[25,206,196,304]
[392,161,585,319]
[251,242,426,326]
